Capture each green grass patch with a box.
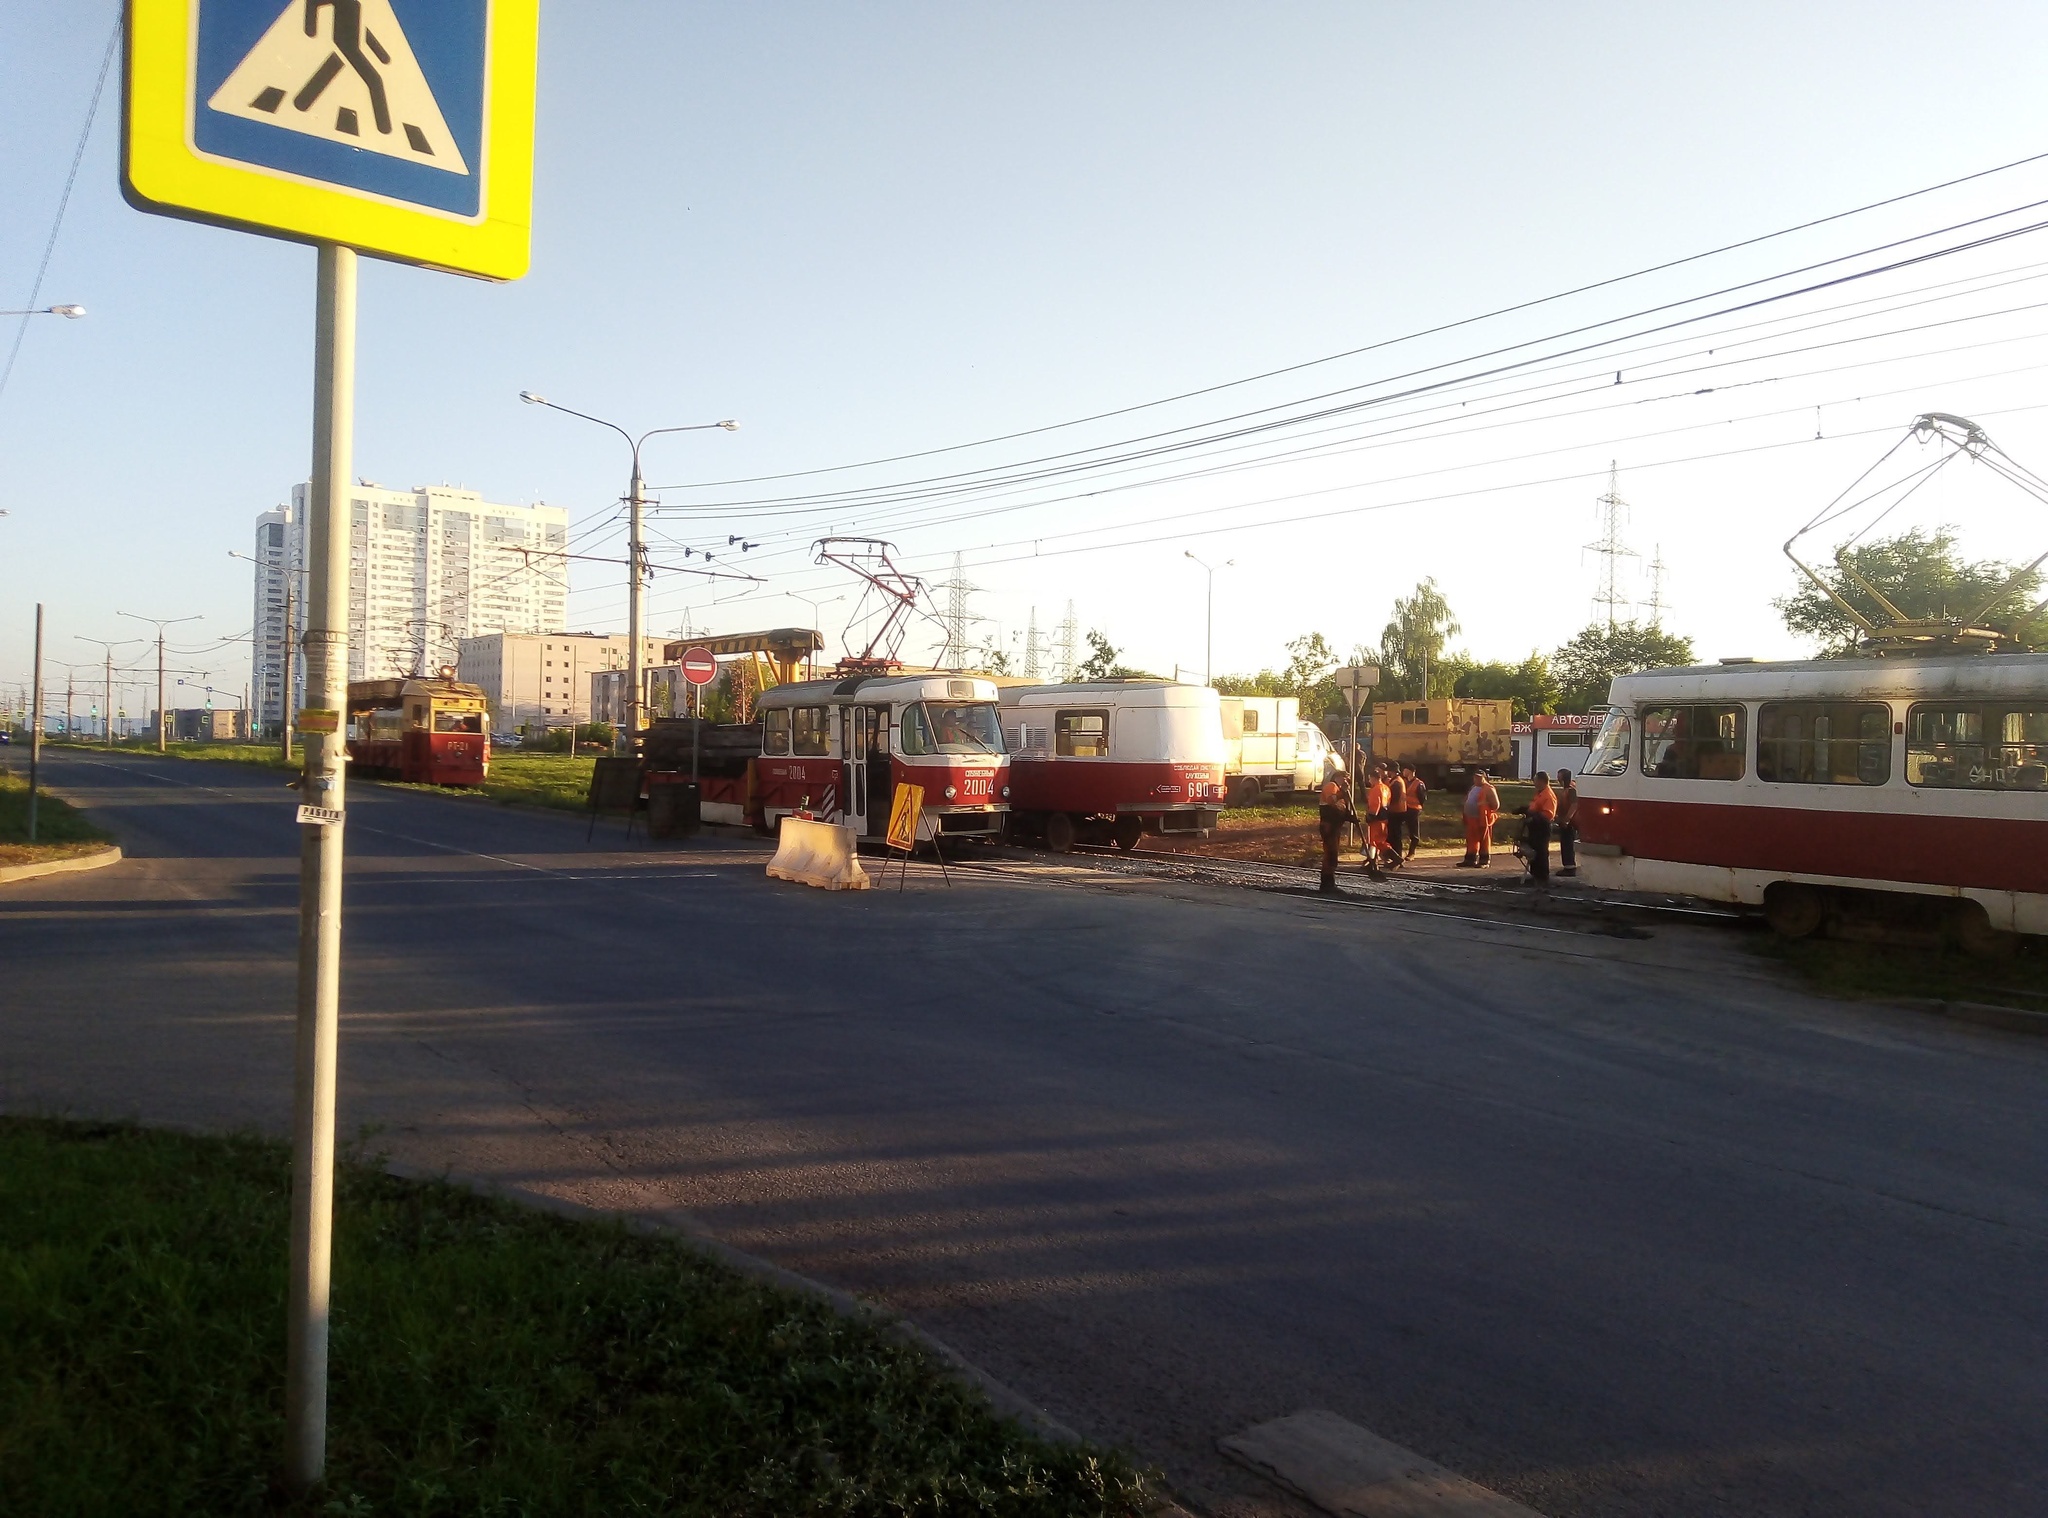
[0,769,110,866]
[478,751,596,812]
[0,1117,1155,1517]
[51,738,296,771]
[1751,933,2048,1010]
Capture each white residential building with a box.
[251,503,305,735]
[253,483,569,717]
[458,632,666,732]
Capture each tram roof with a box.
[755,672,1000,707]
[1606,651,2048,703]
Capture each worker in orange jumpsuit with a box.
[1364,764,1394,878]
[1521,771,1557,885]
[1459,769,1501,867]
[1318,767,1357,894]
[1399,762,1426,860]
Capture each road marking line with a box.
[1219,1409,1544,1517]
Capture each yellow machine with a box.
[1370,699,1515,786]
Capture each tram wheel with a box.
[1951,901,2019,958]
[1113,816,1144,852]
[1044,813,1077,854]
[1764,883,1828,939]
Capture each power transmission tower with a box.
[1584,460,1638,628]
[1645,543,1670,629]
[1056,600,1077,681]
[1022,606,1043,678]
[933,551,985,670]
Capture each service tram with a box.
[746,673,1010,839]
[1000,680,1227,851]
[1572,653,2048,941]
[345,674,491,787]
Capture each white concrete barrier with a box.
[765,816,871,891]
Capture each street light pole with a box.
[1183,551,1234,686]
[77,636,139,745]
[29,604,43,842]
[118,611,204,751]
[519,393,736,749]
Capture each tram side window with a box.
[433,711,483,734]
[792,706,831,756]
[1056,710,1110,758]
[762,708,791,755]
[1582,712,1631,777]
[1908,704,2048,789]
[1757,702,1889,785]
[1640,704,1745,780]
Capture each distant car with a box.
[0,731,11,745]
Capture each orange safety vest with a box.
[1368,778,1390,814]
[1404,776,1424,810]
[1529,786,1557,820]
[1320,776,1345,807]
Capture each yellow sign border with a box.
[122,0,538,281]
[886,783,925,852]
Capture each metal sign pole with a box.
[286,241,356,1494]
[29,603,44,841]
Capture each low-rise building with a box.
[153,708,252,741]
[457,632,666,732]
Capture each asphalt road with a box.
[5,751,2045,1517]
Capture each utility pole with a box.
[1184,552,1233,686]
[77,637,138,746]
[1056,600,1077,683]
[1584,460,1638,629]
[281,578,297,761]
[28,604,43,841]
[1023,606,1042,678]
[118,610,203,752]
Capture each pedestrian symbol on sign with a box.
[208,0,469,174]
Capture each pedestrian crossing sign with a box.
[122,0,538,280]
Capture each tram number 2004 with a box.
[957,774,997,798]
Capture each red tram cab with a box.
[1000,680,1227,851]
[1574,653,2048,941]
[346,674,491,787]
[749,673,1010,840]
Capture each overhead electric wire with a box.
[649,199,2048,519]
[645,147,2048,492]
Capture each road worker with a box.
[1520,772,1557,886]
[1385,765,1408,856]
[1554,768,1580,878]
[1359,757,1392,876]
[1459,769,1500,868]
[1318,767,1357,894]
[1399,762,1426,860]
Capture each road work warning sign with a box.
[123,0,538,279]
[886,784,924,852]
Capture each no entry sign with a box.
[680,646,718,686]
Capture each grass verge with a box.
[50,738,296,771]
[0,1117,1155,1517]
[0,769,111,868]
[1751,933,2048,1010]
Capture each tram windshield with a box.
[1582,710,1632,777]
[433,710,483,733]
[901,701,1005,756]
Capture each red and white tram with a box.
[748,673,1010,840]
[1000,680,1227,852]
[1573,654,2048,941]
[345,675,491,787]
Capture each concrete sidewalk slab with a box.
[1220,1410,1543,1518]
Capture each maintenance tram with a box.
[1000,681,1227,851]
[748,672,1010,839]
[1572,654,2048,943]
[346,674,491,786]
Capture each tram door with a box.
[846,706,892,835]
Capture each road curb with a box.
[0,845,123,886]
[386,1162,1087,1449]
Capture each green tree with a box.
[1552,621,1696,711]
[1775,526,2045,655]
[1075,629,1151,681]
[1453,652,1561,721]
[1379,580,1461,700]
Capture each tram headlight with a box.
[1002,785,1011,798]
[943,784,958,800]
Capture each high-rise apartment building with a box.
[253,483,569,724]
[251,503,305,735]
[458,632,666,731]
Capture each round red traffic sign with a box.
[680,645,718,686]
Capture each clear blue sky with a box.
[6,1,2048,712]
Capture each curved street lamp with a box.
[518,392,737,744]
[1,304,86,318]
